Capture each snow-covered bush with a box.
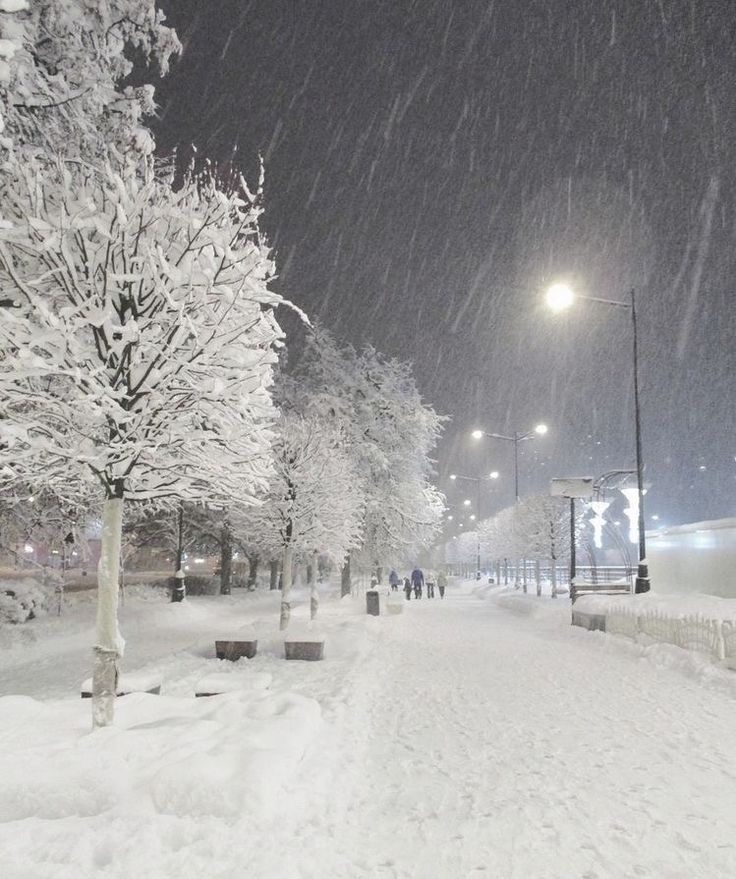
[0,577,53,624]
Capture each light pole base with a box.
[634,563,650,594]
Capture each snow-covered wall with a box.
[647,518,736,598]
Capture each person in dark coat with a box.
[403,576,412,600]
[388,569,400,591]
[411,566,424,599]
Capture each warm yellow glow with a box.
[545,283,574,312]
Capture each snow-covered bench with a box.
[570,580,631,604]
[215,639,258,660]
[195,671,272,697]
[80,672,162,698]
[284,638,325,661]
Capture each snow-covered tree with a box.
[444,530,478,575]
[0,0,179,161]
[236,412,363,629]
[0,482,96,568]
[290,328,445,590]
[0,156,282,725]
[514,495,571,596]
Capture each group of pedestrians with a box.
[388,567,447,600]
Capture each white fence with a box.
[602,606,734,666]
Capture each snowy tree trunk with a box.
[220,519,232,595]
[535,559,541,597]
[550,558,558,598]
[92,491,124,728]
[522,557,528,594]
[503,558,509,585]
[373,563,382,584]
[495,561,501,585]
[269,559,279,590]
[310,553,319,620]
[247,553,259,591]
[341,553,351,598]
[172,500,185,602]
[280,543,294,630]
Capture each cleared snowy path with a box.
[1,584,735,878]
[297,587,736,878]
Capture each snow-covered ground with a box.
[1,580,735,878]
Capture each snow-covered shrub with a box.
[0,577,53,624]
[167,575,216,597]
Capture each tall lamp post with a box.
[545,283,649,593]
[470,424,547,503]
[449,471,500,575]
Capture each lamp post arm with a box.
[578,294,632,309]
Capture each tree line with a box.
[0,1,444,725]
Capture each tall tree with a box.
[0,156,282,725]
[235,412,363,630]
[289,328,445,589]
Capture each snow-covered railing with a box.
[574,594,736,668]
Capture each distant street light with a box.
[448,471,503,576]
[545,282,650,593]
[471,424,548,502]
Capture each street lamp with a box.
[545,282,650,593]
[470,424,548,502]
[448,471,502,576]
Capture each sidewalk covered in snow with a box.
[1,581,735,878]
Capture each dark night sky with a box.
[154,0,735,527]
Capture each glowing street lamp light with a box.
[545,282,575,312]
[471,424,549,502]
[545,282,650,593]
[463,498,472,507]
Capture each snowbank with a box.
[0,687,321,826]
[575,591,736,621]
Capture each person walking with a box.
[388,569,400,591]
[437,571,447,599]
[411,566,424,600]
[403,576,412,600]
[426,573,435,599]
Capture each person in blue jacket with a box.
[388,569,400,591]
[411,566,424,599]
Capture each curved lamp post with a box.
[545,283,650,593]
